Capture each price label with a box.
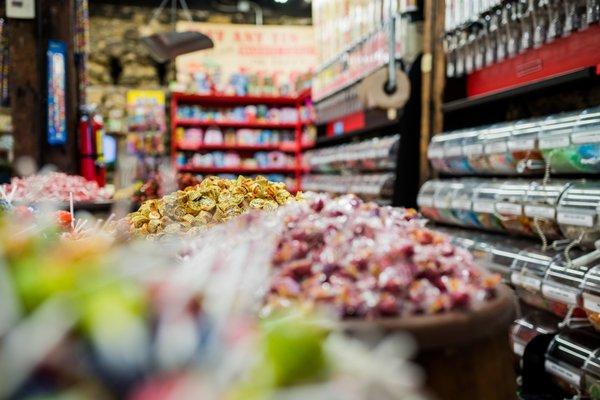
[496,202,523,215]
[464,143,484,155]
[520,275,542,291]
[542,284,578,305]
[557,212,595,227]
[539,135,570,149]
[473,200,496,213]
[484,141,508,154]
[583,292,600,313]
[417,196,433,207]
[513,341,525,357]
[524,205,556,219]
[508,138,536,151]
[427,147,444,158]
[545,360,581,387]
[444,146,463,157]
[572,131,600,144]
[451,198,471,210]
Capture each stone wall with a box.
[88,3,311,88]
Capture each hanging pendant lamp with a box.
[141,0,214,63]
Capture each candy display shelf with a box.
[170,91,314,191]
[177,166,298,175]
[176,143,297,153]
[174,119,297,130]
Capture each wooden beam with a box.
[8,17,42,168]
[8,0,79,174]
[419,0,434,186]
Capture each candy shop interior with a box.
[1,0,600,399]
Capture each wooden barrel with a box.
[339,284,518,400]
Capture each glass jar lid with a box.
[538,112,579,150]
[417,180,439,208]
[546,330,600,389]
[472,181,503,214]
[556,182,600,229]
[509,118,542,152]
[463,129,486,156]
[442,130,468,159]
[542,260,590,306]
[495,181,529,216]
[572,107,600,145]
[524,180,572,219]
[483,123,513,155]
[510,248,554,292]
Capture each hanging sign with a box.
[47,40,67,145]
[175,22,316,92]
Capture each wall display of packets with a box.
[444,0,600,77]
[428,107,600,176]
[305,135,399,172]
[418,179,600,248]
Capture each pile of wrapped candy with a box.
[265,193,500,318]
[127,175,301,237]
[1,172,110,203]
[0,208,425,400]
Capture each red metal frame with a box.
[176,143,297,153]
[170,91,312,192]
[466,25,600,98]
[178,166,298,174]
[325,111,366,137]
[175,119,297,130]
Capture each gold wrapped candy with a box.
[127,176,301,237]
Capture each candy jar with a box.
[433,180,465,226]
[538,112,580,173]
[557,182,600,249]
[583,349,600,399]
[483,123,517,174]
[508,118,545,174]
[428,135,451,173]
[486,242,522,283]
[510,312,560,359]
[495,180,533,236]
[450,180,482,228]
[542,259,590,318]
[582,266,600,331]
[472,181,505,231]
[524,180,573,241]
[417,180,442,221]
[545,330,600,396]
[442,130,473,174]
[510,248,555,311]
[570,107,600,173]
[463,128,490,173]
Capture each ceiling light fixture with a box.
[141,0,214,63]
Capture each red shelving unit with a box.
[175,119,297,129]
[178,166,298,174]
[465,25,600,98]
[176,143,297,153]
[170,91,313,191]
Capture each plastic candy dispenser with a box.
[538,111,580,174]
[428,135,451,173]
[464,128,490,173]
[542,259,591,318]
[570,107,600,173]
[510,248,555,311]
[417,180,441,221]
[442,130,473,174]
[510,313,560,358]
[449,180,481,228]
[433,181,465,226]
[557,182,600,249]
[545,330,600,396]
[483,123,516,173]
[472,181,504,231]
[582,266,600,331]
[524,181,573,241]
[495,181,533,236]
[508,118,545,174]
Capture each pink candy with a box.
[267,193,499,319]
[2,172,110,203]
